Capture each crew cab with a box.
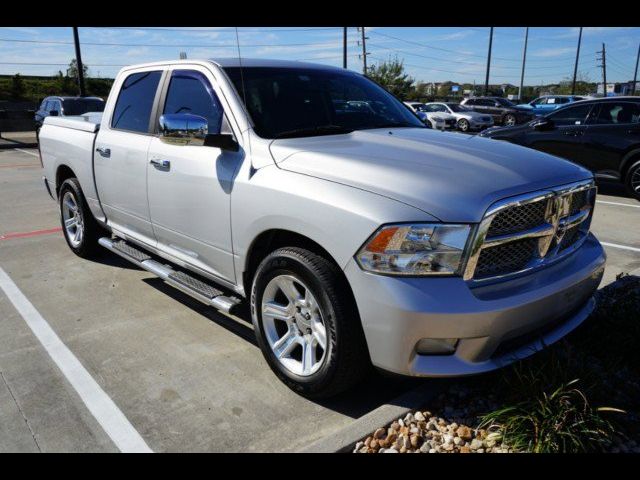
[39,59,605,398]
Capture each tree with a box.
[366,56,415,100]
[10,74,26,100]
[67,59,88,81]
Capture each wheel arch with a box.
[620,147,640,181]
[242,229,342,297]
[55,164,77,196]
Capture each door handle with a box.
[563,130,583,137]
[628,129,640,135]
[96,147,111,158]
[150,158,171,170]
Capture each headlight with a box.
[431,116,444,122]
[356,223,471,276]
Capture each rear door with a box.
[526,103,595,163]
[146,66,241,283]
[94,68,164,246]
[582,101,640,177]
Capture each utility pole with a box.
[632,42,639,96]
[360,27,368,75]
[518,27,529,101]
[72,27,86,97]
[343,27,347,69]
[571,27,583,95]
[597,43,607,97]
[484,27,494,96]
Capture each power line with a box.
[0,37,342,49]
[83,27,341,33]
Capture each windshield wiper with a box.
[273,125,354,139]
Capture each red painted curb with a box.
[0,227,62,241]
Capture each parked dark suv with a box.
[35,96,105,131]
[460,96,535,126]
[480,97,640,200]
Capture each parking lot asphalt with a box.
[1,147,639,452]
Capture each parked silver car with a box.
[39,59,605,398]
[424,102,494,132]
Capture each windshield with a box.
[446,103,471,112]
[223,67,425,138]
[62,98,105,115]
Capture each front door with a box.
[146,68,241,283]
[527,103,595,164]
[94,69,164,245]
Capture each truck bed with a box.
[39,112,105,223]
[44,112,103,133]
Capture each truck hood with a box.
[269,128,592,222]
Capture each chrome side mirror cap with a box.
[159,113,208,146]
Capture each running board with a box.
[98,237,241,314]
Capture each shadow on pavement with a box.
[127,268,427,419]
[596,179,637,201]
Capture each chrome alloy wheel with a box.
[261,275,327,377]
[61,191,84,248]
[504,114,517,126]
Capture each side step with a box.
[98,237,241,314]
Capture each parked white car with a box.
[424,102,494,132]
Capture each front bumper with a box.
[344,233,605,376]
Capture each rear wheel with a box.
[625,160,640,201]
[58,178,108,258]
[503,114,517,126]
[457,118,470,132]
[250,247,370,398]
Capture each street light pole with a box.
[571,27,583,95]
[72,27,86,97]
[518,27,529,101]
[484,27,494,96]
[632,42,640,96]
[343,27,347,69]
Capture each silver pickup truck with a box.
[39,59,606,398]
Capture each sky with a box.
[1,26,639,85]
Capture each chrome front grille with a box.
[464,180,596,281]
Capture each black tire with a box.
[250,247,370,398]
[625,159,640,201]
[457,118,470,132]
[503,113,517,126]
[58,178,108,258]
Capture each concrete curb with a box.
[299,379,449,453]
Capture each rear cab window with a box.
[111,70,163,133]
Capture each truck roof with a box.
[118,58,349,72]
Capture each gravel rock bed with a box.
[354,385,513,454]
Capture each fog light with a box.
[416,338,458,355]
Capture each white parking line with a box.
[601,242,640,253]
[597,200,640,209]
[0,266,152,453]
[14,148,39,158]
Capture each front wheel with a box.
[59,178,108,258]
[625,160,640,201]
[457,118,470,132]
[503,114,517,126]
[250,247,370,398]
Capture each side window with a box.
[162,70,224,134]
[592,102,640,125]
[111,70,162,133]
[464,99,476,106]
[548,104,593,126]
[478,99,494,107]
[40,99,49,110]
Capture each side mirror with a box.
[49,110,59,117]
[533,119,554,131]
[204,134,239,152]
[159,113,208,146]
